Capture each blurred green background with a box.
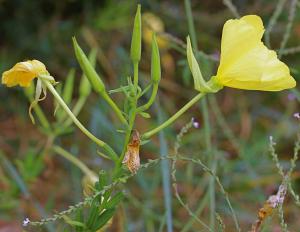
[0,0,300,231]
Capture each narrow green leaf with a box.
[86,203,100,228]
[104,192,124,209]
[97,170,108,190]
[130,4,141,63]
[94,208,116,231]
[73,37,105,94]
[62,215,86,228]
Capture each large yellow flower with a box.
[214,15,296,91]
[2,60,48,87]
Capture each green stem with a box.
[52,145,95,178]
[137,83,158,112]
[185,0,215,229]
[119,106,137,164]
[43,80,118,161]
[102,92,128,125]
[33,103,51,130]
[185,0,198,51]
[133,62,139,91]
[61,96,86,127]
[142,92,205,139]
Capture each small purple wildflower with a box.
[22,218,30,227]
[191,117,200,128]
[288,93,296,101]
[293,112,300,119]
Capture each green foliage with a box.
[15,150,44,183]
[1,1,300,232]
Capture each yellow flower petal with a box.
[215,15,296,91]
[2,60,48,87]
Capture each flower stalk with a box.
[43,79,118,161]
[142,92,205,139]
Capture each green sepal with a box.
[186,36,218,93]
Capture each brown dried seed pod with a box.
[122,130,141,174]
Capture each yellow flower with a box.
[214,15,296,91]
[2,60,49,87]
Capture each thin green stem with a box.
[102,92,128,125]
[52,145,95,178]
[142,92,205,139]
[203,97,215,230]
[63,96,87,127]
[181,190,210,232]
[43,80,118,161]
[32,103,51,130]
[185,0,215,229]
[119,106,137,165]
[137,83,158,112]
[133,62,139,92]
[113,97,138,178]
[184,0,198,51]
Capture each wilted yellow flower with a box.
[82,172,98,196]
[214,15,296,91]
[2,60,49,87]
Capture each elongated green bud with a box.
[72,37,105,94]
[130,4,141,63]
[63,68,75,104]
[79,49,97,97]
[151,33,161,83]
[136,34,160,113]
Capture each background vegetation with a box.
[0,0,300,231]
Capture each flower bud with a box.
[151,33,161,83]
[130,5,142,63]
[73,37,105,94]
